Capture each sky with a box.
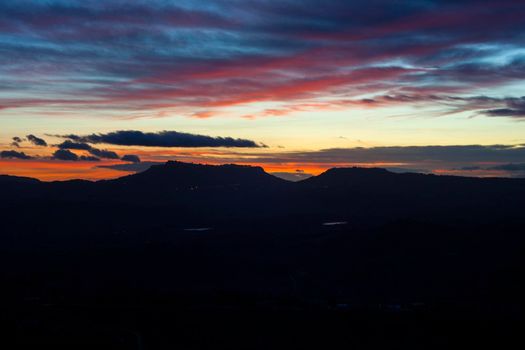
[1,0,525,180]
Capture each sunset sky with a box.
[1,0,525,180]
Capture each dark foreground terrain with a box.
[1,161,525,348]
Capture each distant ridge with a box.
[110,160,287,189]
[2,161,525,187]
[302,167,392,185]
[0,174,41,184]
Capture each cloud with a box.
[121,154,141,163]
[481,97,525,118]
[58,130,264,148]
[57,140,92,150]
[0,1,523,120]
[457,166,482,171]
[355,94,525,118]
[242,145,525,165]
[12,136,22,143]
[26,134,48,147]
[487,163,525,171]
[51,149,99,161]
[454,163,525,176]
[483,109,525,118]
[0,150,32,159]
[79,155,100,162]
[52,149,79,161]
[57,140,118,159]
[87,147,119,159]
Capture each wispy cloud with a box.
[0,1,523,118]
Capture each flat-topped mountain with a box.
[111,160,286,188]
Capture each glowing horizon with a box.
[1,1,525,179]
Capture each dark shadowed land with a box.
[1,161,525,349]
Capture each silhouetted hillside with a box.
[111,160,286,188]
[0,174,40,184]
[301,167,393,187]
[2,161,525,224]
[1,161,525,348]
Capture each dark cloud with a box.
[79,155,100,162]
[57,140,92,150]
[487,163,525,171]
[481,97,525,118]
[455,163,525,176]
[458,166,482,171]
[87,147,119,159]
[52,149,79,161]
[57,140,119,159]
[0,150,32,159]
[483,109,525,118]
[10,142,20,148]
[121,154,141,163]
[12,136,22,143]
[9,148,99,162]
[26,134,47,147]
[59,130,263,148]
[242,145,525,165]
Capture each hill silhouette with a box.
[1,161,525,348]
[112,160,286,188]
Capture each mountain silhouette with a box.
[0,174,40,184]
[1,161,525,348]
[2,161,525,220]
[109,160,286,189]
[301,167,394,187]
